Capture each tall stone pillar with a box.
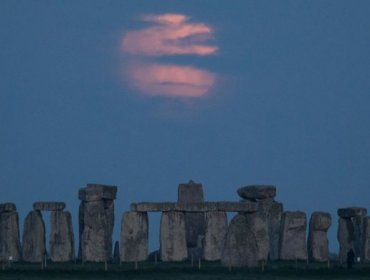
[0,203,21,262]
[160,211,187,261]
[120,211,148,262]
[307,212,331,262]
[279,211,307,260]
[79,184,117,262]
[22,210,46,263]
[203,211,227,261]
[363,217,370,262]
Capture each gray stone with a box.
[338,207,367,218]
[131,202,176,212]
[337,217,354,263]
[353,215,366,262]
[22,210,45,263]
[237,185,276,201]
[307,212,331,262]
[178,181,204,203]
[79,184,117,202]
[221,214,258,268]
[0,203,16,213]
[160,211,187,262]
[33,202,66,211]
[268,201,283,261]
[49,211,75,262]
[203,211,228,261]
[279,211,307,260]
[363,217,370,262]
[0,211,21,261]
[120,211,148,262]
[113,241,120,263]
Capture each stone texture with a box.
[22,210,46,263]
[49,211,75,262]
[237,185,276,201]
[268,201,283,261]
[178,181,205,248]
[307,212,331,262]
[113,241,120,263]
[363,217,370,262]
[0,210,21,261]
[353,215,366,261]
[120,211,148,262]
[338,207,367,218]
[33,202,66,211]
[160,211,188,262]
[221,214,258,268]
[79,184,117,262]
[0,203,16,213]
[203,211,228,261]
[279,211,307,260]
[337,217,354,263]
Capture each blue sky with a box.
[1,1,370,253]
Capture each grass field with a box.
[0,261,369,280]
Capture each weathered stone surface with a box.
[203,211,227,261]
[120,211,148,262]
[113,241,120,263]
[308,212,331,262]
[0,203,16,213]
[279,211,307,260]
[79,184,117,202]
[130,201,257,213]
[178,181,204,203]
[353,215,366,261]
[221,214,258,267]
[337,217,354,263]
[160,211,187,262]
[237,185,276,201]
[0,211,21,261]
[363,217,370,262]
[268,201,283,261]
[49,211,75,262]
[33,202,66,211]
[22,210,46,263]
[338,207,367,218]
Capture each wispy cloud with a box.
[121,13,218,98]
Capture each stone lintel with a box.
[130,201,257,213]
[79,183,117,201]
[0,202,16,213]
[338,207,367,218]
[33,201,66,211]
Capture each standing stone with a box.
[79,184,117,262]
[268,201,283,261]
[221,214,258,268]
[160,211,187,262]
[363,217,370,262]
[279,211,307,260]
[178,181,205,249]
[22,210,46,263]
[203,211,227,261]
[120,211,148,262]
[337,217,354,263]
[113,241,120,263]
[307,212,331,262]
[0,203,21,261]
[49,211,75,262]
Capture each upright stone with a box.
[337,217,354,262]
[120,211,148,262]
[160,211,187,262]
[279,211,307,260]
[363,217,370,262]
[203,211,227,261]
[22,210,46,263]
[268,201,283,261]
[113,241,120,263]
[221,214,258,268]
[79,184,117,262]
[0,203,21,261]
[307,212,331,262]
[178,180,206,249]
[49,211,75,262]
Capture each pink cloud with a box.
[129,63,216,98]
[122,13,217,56]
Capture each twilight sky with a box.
[1,1,370,253]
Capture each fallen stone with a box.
[308,212,331,262]
[120,211,148,262]
[33,202,66,211]
[338,207,367,218]
[49,211,75,262]
[203,211,227,261]
[268,201,283,261]
[237,185,276,201]
[0,203,16,213]
[22,210,46,263]
[279,211,307,260]
[160,211,187,262]
[221,214,258,268]
[79,184,117,202]
[0,211,21,261]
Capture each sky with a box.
[1,1,370,254]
